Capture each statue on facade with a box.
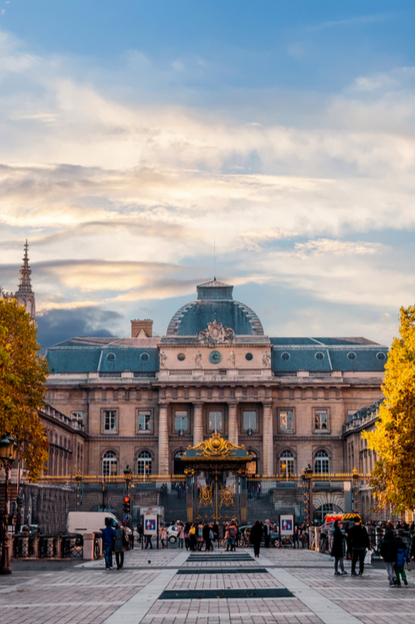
[159,350,167,367]
[262,351,271,367]
[195,352,202,368]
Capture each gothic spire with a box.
[15,240,36,318]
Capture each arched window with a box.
[102,451,118,476]
[279,450,295,477]
[314,450,330,474]
[137,451,152,476]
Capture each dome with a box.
[166,279,264,336]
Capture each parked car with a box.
[166,524,180,544]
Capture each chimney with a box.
[131,319,153,338]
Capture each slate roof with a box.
[166,280,264,336]
[271,343,388,373]
[47,342,159,374]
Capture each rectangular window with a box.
[208,410,223,433]
[278,409,295,433]
[314,409,329,432]
[242,410,257,433]
[137,409,153,433]
[102,409,117,433]
[174,410,189,434]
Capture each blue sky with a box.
[0,0,414,346]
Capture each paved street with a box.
[0,548,414,624]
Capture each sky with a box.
[0,0,414,348]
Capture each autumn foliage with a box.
[0,298,48,478]
[363,306,415,513]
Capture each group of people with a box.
[379,522,410,587]
[101,517,131,570]
[330,516,412,585]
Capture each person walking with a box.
[159,525,168,548]
[114,523,126,570]
[101,517,116,570]
[251,520,263,558]
[394,532,409,587]
[331,520,347,575]
[349,517,370,576]
[380,522,397,586]
[203,522,211,552]
[189,523,197,551]
[177,522,185,549]
[228,521,238,552]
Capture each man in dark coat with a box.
[349,517,370,576]
[380,522,397,586]
[250,520,263,558]
[101,517,116,570]
[331,520,347,575]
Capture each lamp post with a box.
[0,434,18,575]
[123,465,133,496]
[302,464,313,527]
[351,467,360,515]
[101,476,108,512]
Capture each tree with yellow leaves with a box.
[0,298,48,478]
[363,306,415,513]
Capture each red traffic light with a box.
[123,496,130,504]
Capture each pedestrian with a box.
[263,520,271,548]
[394,532,409,587]
[184,522,191,550]
[349,517,370,576]
[101,517,116,570]
[228,521,238,552]
[114,523,126,569]
[293,525,299,549]
[144,529,153,549]
[203,522,211,551]
[380,522,397,586]
[177,522,185,549]
[137,522,144,549]
[159,524,168,548]
[197,522,204,551]
[251,520,263,558]
[189,523,197,551]
[331,520,347,575]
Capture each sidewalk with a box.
[0,547,413,624]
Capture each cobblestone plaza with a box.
[1,548,413,624]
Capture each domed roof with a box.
[166,279,264,336]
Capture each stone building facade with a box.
[2,247,390,522]
[45,280,387,493]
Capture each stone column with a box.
[228,403,238,445]
[158,403,169,475]
[193,403,204,445]
[262,403,274,476]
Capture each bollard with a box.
[33,535,40,558]
[22,535,29,558]
[55,537,62,559]
[82,533,95,560]
[47,537,54,558]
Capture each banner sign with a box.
[143,514,158,536]
[280,514,294,536]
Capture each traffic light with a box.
[123,495,131,514]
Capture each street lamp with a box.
[351,467,360,514]
[0,434,18,575]
[302,464,313,527]
[123,465,133,495]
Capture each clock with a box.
[209,350,222,364]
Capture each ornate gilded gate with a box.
[180,433,253,523]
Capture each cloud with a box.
[37,306,122,349]
[0,28,412,346]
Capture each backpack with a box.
[229,526,236,539]
[189,527,196,536]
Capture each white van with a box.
[67,511,119,535]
